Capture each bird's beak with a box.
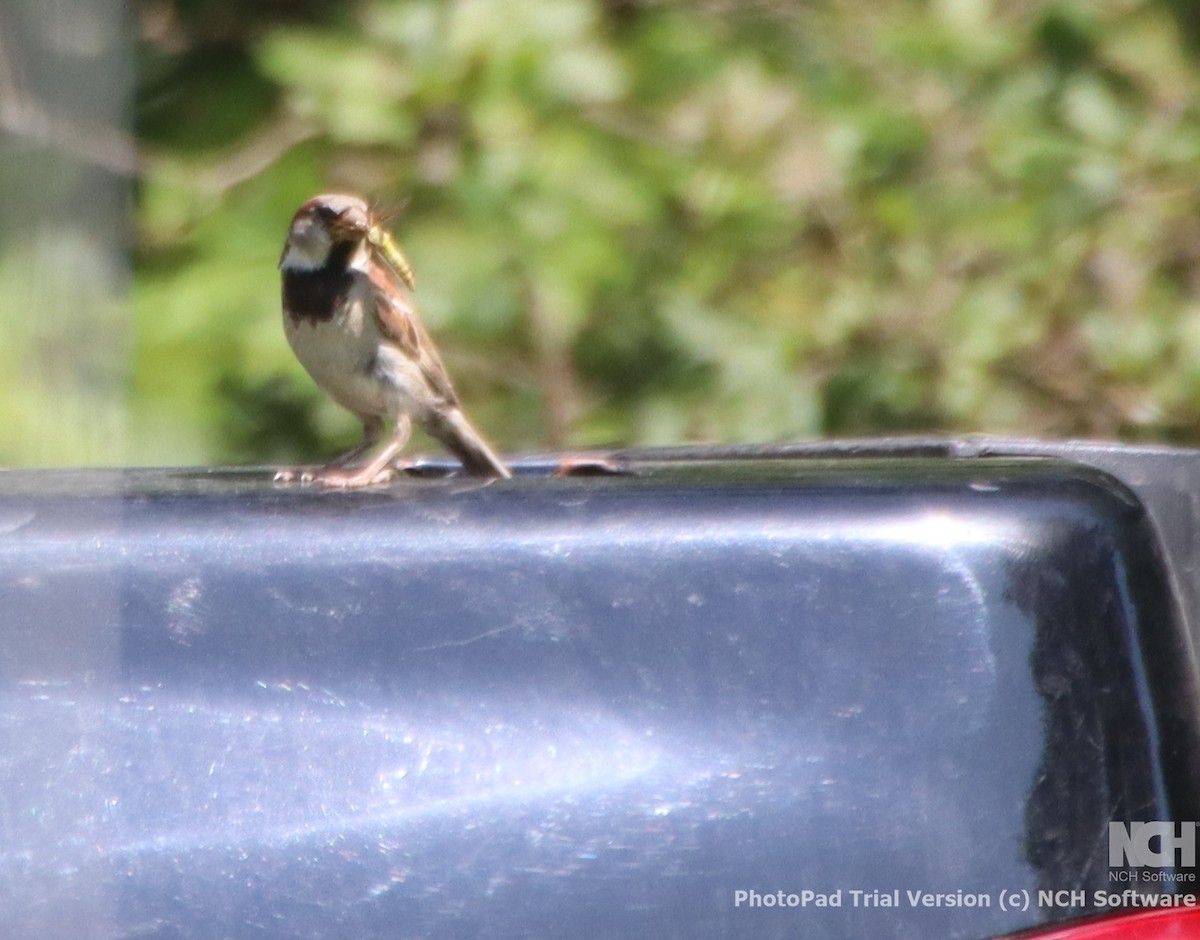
[329,210,368,240]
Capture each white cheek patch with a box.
[280,225,333,271]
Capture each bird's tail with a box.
[425,407,512,478]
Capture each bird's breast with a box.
[283,275,391,417]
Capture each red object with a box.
[1017,907,1200,939]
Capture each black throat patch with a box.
[281,241,358,324]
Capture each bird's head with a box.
[279,193,371,272]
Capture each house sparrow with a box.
[275,193,510,487]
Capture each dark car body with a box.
[2,438,1199,939]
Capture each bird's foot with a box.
[272,465,396,488]
[311,464,398,489]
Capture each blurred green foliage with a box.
[131,0,1200,466]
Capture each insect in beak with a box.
[367,223,417,292]
[358,201,416,292]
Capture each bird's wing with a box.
[366,263,460,406]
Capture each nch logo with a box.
[1109,822,1198,868]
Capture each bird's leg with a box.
[327,416,384,468]
[313,415,412,489]
[273,416,385,484]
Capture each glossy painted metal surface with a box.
[1,450,1198,939]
